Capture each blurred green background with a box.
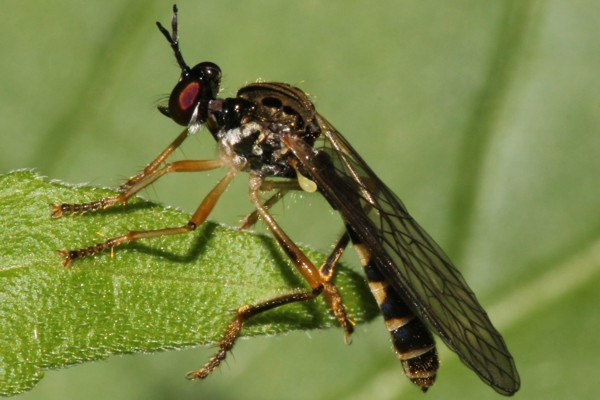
[1,0,599,399]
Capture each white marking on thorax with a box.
[218,122,263,171]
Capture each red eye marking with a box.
[179,81,200,111]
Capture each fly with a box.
[52,5,520,395]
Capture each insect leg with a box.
[319,232,350,282]
[118,128,191,191]
[189,220,354,380]
[57,169,235,267]
[239,180,301,230]
[187,287,322,380]
[348,227,438,391]
[239,189,288,231]
[51,129,207,217]
[248,174,354,336]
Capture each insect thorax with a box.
[215,82,321,178]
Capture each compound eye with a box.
[168,78,203,126]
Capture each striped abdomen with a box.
[355,243,439,391]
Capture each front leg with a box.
[50,128,213,217]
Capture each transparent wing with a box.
[285,115,520,395]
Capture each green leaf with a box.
[0,170,378,395]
